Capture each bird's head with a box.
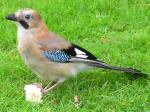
[6,9,43,30]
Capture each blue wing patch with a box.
[43,50,71,63]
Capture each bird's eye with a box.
[25,15,31,20]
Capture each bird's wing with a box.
[42,43,100,63]
[37,33,105,64]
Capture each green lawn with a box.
[0,0,150,111]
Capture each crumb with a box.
[74,95,82,109]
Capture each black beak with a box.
[5,14,17,21]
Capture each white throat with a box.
[16,22,35,38]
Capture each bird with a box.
[6,9,146,94]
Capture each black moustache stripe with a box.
[19,21,29,29]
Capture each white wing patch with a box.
[75,48,88,58]
[75,48,86,54]
[76,54,88,58]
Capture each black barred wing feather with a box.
[43,50,71,62]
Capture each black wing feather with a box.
[64,43,97,60]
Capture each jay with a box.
[6,9,146,94]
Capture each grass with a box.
[0,0,150,111]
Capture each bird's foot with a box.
[32,83,50,94]
[42,89,51,95]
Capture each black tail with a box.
[88,61,147,78]
[70,58,147,78]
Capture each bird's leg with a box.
[44,80,57,90]
[43,82,60,94]
[43,79,65,94]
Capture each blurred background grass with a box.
[0,0,150,111]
